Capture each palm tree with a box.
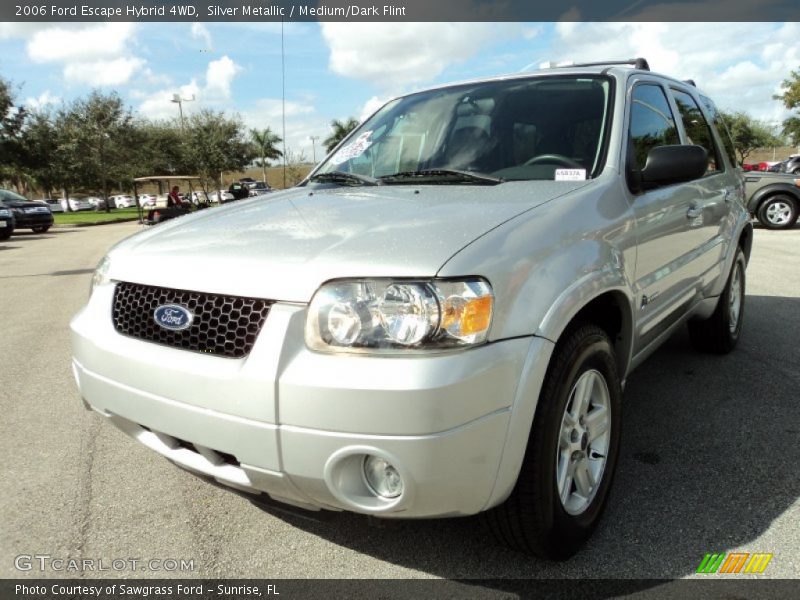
[250,127,283,183]
[323,118,359,153]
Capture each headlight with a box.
[90,255,111,294]
[305,278,493,353]
[0,208,10,217]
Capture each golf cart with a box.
[133,176,210,226]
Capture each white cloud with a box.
[245,98,314,122]
[204,55,241,99]
[241,98,323,160]
[64,57,146,87]
[20,23,144,87]
[138,80,201,121]
[136,55,242,120]
[359,96,389,121]
[191,23,213,50]
[548,22,799,123]
[320,22,520,90]
[24,90,60,110]
[27,23,137,63]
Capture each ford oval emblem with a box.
[153,304,194,331]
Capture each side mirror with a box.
[632,145,708,192]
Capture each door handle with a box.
[686,206,703,219]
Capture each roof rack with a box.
[540,58,650,71]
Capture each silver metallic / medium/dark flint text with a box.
[14,554,195,572]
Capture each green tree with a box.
[776,68,800,145]
[20,111,60,198]
[48,105,86,211]
[70,91,136,212]
[130,119,188,179]
[182,109,254,190]
[720,111,782,163]
[323,117,359,153]
[0,77,28,191]
[250,127,282,183]
[782,116,800,146]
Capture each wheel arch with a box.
[539,282,635,381]
[749,184,800,214]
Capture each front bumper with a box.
[13,212,53,228]
[71,283,548,517]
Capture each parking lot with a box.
[0,221,798,581]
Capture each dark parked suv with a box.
[0,204,13,240]
[0,189,54,233]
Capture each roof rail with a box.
[683,79,697,87]
[540,58,650,71]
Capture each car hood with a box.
[109,181,589,302]
[0,200,48,209]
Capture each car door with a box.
[626,81,711,354]
[668,86,734,297]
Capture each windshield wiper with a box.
[379,169,504,185]
[308,171,381,186]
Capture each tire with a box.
[32,226,51,233]
[757,195,798,230]
[0,229,11,241]
[688,248,746,354]
[486,324,621,559]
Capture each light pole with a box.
[309,135,320,163]
[171,93,195,130]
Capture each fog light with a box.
[363,455,403,499]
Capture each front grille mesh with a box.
[112,282,271,358]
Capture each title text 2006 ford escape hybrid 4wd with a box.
[71,59,751,559]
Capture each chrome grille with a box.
[112,282,271,358]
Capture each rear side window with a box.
[700,95,739,167]
[672,89,721,172]
[629,84,680,170]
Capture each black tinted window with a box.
[700,95,738,167]
[672,89,720,172]
[629,84,679,170]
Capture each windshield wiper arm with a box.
[308,171,381,186]
[378,169,504,185]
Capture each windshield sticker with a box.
[555,168,586,181]
[329,131,373,165]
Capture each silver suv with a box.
[71,59,751,559]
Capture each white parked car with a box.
[86,196,108,210]
[111,195,135,209]
[210,190,235,203]
[60,197,93,211]
[137,194,157,207]
[187,191,210,205]
[33,198,63,213]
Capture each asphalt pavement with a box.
[0,221,798,582]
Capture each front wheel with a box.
[757,195,798,230]
[688,248,746,354]
[486,324,621,559]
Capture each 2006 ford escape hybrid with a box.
[71,59,751,559]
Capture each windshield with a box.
[314,75,612,183]
[0,189,29,202]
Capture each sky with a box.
[0,21,798,160]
